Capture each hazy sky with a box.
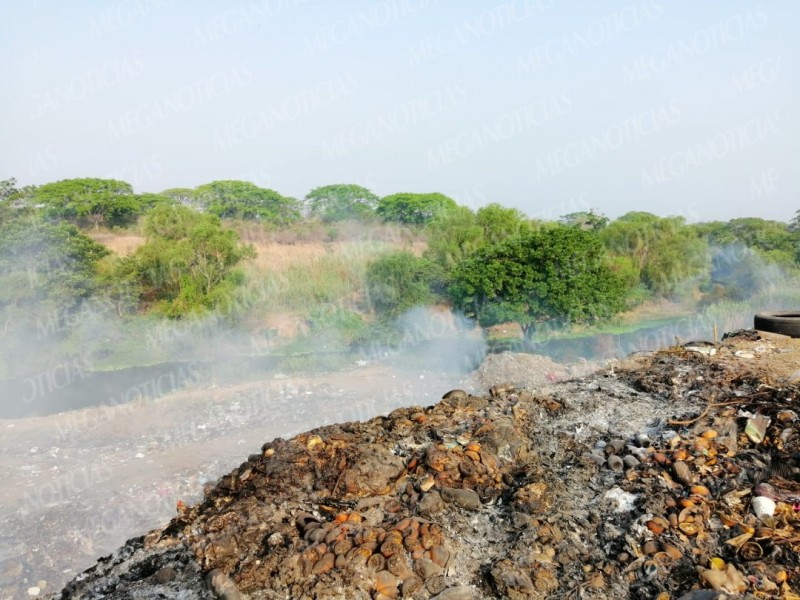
[1,1,797,222]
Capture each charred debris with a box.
[57,330,800,599]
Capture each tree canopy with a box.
[475,203,532,245]
[194,180,301,224]
[376,192,457,225]
[450,227,627,337]
[0,215,113,377]
[125,204,255,316]
[424,206,484,271]
[32,178,143,228]
[600,212,708,296]
[0,217,110,312]
[365,251,440,316]
[304,184,378,222]
[5,172,800,342]
[697,217,796,267]
[0,178,18,202]
[559,210,609,231]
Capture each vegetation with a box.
[32,178,154,229]
[559,210,609,231]
[124,205,255,316]
[305,184,378,222]
[600,212,708,296]
[450,228,627,338]
[376,192,457,225]
[252,252,372,313]
[194,180,301,224]
[0,213,113,376]
[0,216,110,315]
[2,173,799,375]
[475,203,532,244]
[697,218,796,267]
[366,251,440,316]
[305,306,368,346]
[423,206,484,271]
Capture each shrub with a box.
[366,251,439,315]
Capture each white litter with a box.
[751,496,776,521]
[605,487,638,513]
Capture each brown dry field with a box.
[86,232,145,256]
[88,227,424,271]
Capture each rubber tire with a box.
[754,311,800,338]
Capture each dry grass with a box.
[88,232,145,256]
[251,241,362,272]
[243,240,396,314]
[231,219,425,247]
[89,225,425,322]
[237,230,427,323]
[617,298,694,324]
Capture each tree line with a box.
[368,205,800,339]
[1,176,798,345]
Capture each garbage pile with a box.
[56,331,799,599]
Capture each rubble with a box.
[54,331,799,599]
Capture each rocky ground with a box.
[48,331,800,599]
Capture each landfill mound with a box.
[466,351,602,390]
[56,331,800,599]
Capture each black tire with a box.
[754,311,800,338]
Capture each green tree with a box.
[789,210,800,234]
[94,255,142,317]
[423,203,534,287]
[0,217,110,310]
[0,178,19,222]
[693,217,798,299]
[704,245,774,302]
[129,204,255,317]
[601,212,708,296]
[0,215,113,376]
[194,180,300,224]
[0,215,111,360]
[0,178,37,211]
[559,210,609,231]
[161,187,202,211]
[424,206,484,271]
[0,178,17,201]
[33,178,141,228]
[376,192,457,225]
[699,217,795,267]
[305,184,378,222]
[450,227,627,338]
[475,203,531,245]
[366,251,440,316]
[135,192,173,212]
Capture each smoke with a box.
[2,223,799,597]
[2,233,797,419]
[0,285,488,418]
[362,305,486,374]
[707,243,785,300]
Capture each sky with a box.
[1,0,798,223]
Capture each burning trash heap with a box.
[58,330,799,599]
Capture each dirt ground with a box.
[3,332,800,599]
[0,364,461,599]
